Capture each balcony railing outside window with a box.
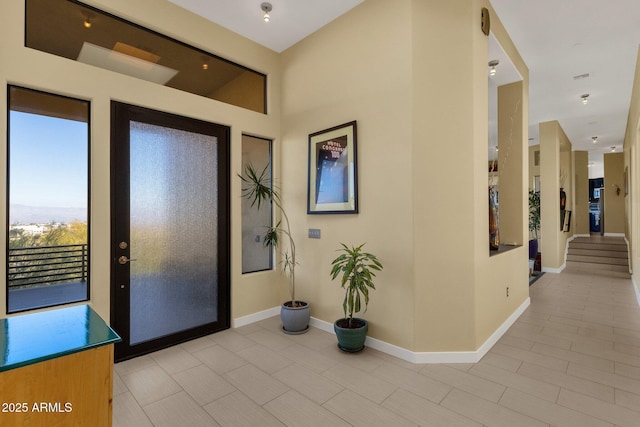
[8,85,90,313]
[8,244,88,289]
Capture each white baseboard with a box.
[233,306,280,328]
[541,236,573,273]
[542,264,565,273]
[624,236,633,274]
[605,233,625,237]
[633,277,640,309]
[238,298,530,364]
[574,234,590,238]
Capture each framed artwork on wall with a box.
[563,210,572,232]
[307,121,358,214]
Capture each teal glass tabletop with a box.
[0,304,121,372]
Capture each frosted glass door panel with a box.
[129,121,218,345]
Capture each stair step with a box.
[571,236,626,244]
[566,260,630,274]
[567,248,628,259]
[566,254,628,266]
[569,243,627,252]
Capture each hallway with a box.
[113,263,640,426]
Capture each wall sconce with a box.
[481,7,491,36]
[488,60,499,76]
[261,2,272,22]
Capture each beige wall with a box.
[604,153,626,234]
[498,81,525,246]
[573,151,590,235]
[281,0,415,350]
[0,0,285,320]
[625,47,640,286]
[540,121,574,271]
[472,1,530,353]
[282,0,529,352]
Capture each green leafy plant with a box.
[239,163,299,304]
[329,243,383,328]
[529,190,541,239]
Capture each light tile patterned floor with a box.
[114,263,640,426]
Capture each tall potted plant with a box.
[329,243,383,352]
[239,163,309,334]
[529,189,541,261]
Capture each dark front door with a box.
[111,102,230,361]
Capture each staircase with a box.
[566,235,630,273]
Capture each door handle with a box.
[118,256,137,265]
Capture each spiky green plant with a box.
[329,243,383,328]
[239,163,299,304]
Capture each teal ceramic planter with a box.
[334,318,368,352]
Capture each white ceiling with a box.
[168,0,364,53]
[491,0,640,176]
[170,0,640,176]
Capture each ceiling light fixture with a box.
[611,146,616,152]
[488,60,499,76]
[581,93,590,104]
[592,136,598,143]
[83,13,92,28]
[261,2,272,22]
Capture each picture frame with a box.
[562,210,572,232]
[307,121,358,214]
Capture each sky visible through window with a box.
[9,111,88,224]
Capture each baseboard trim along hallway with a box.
[234,297,531,365]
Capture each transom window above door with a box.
[25,0,267,114]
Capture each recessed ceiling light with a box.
[581,94,590,104]
[592,136,598,143]
[611,146,616,152]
